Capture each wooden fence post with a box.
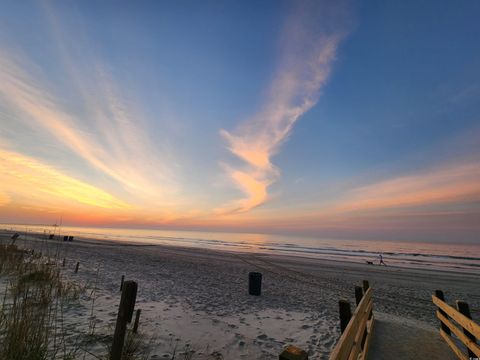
[456,300,476,358]
[111,280,138,360]
[74,262,79,273]
[355,286,364,305]
[133,309,141,333]
[435,290,451,335]
[339,300,352,333]
[110,281,137,360]
[362,280,370,292]
[120,275,125,291]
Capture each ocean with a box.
[2,224,480,274]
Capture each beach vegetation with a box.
[0,244,81,359]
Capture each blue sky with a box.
[0,0,479,243]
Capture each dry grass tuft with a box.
[0,244,81,359]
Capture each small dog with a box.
[366,261,373,265]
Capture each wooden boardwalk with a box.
[368,313,457,360]
[323,282,474,360]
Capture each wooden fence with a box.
[432,290,480,360]
[328,281,375,360]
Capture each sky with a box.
[0,0,479,243]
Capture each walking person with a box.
[379,253,387,266]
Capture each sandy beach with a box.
[1,230,478,359]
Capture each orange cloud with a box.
[216,168,271,213]
[332,159,480,213]
[0,148,130,210]
[220,4,347,213]
[0,191,9,206]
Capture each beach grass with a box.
[0,244,84,359]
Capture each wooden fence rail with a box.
[328,282,375,360]
[432,291,480,360]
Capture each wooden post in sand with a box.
[74,262,79,273]
[456,300,476,358]
[435,290,451,335]
[339,300,352,333]
[133,309,141,333]
[362,280,370,292]
[279,345,308,360]
[62,258,65,267]
[355,286,364,305]
[111,280,138,360]
[120,275,125,291]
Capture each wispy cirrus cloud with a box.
[220,1,349,213]
[0,48,179,209]
[0,2,198,222]
[0,148,129,210]
[331,158,480,214]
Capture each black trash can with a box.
[249,272,262,296]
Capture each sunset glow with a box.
[0,1,479,243]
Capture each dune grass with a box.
[0,244,82,359]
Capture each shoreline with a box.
[3,228,479,277]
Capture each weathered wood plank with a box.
[435,290,451,335]
[456,301,476,359]
[329,289,373,360]
[439,329,469,360]
[436,311,480,357]
[432,295,480,339]
[347,338,360,360]
[347,302,370,360]
[358,314,375,360]
[347,300,372,360]
[330,312,361,360]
